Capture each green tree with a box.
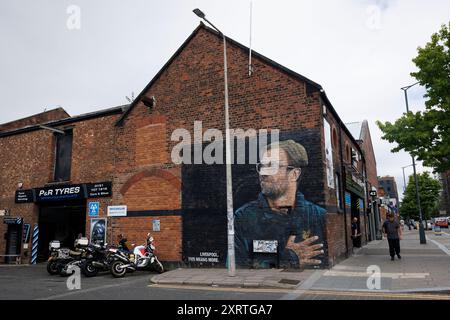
[377,23,450,173]
[400,172,442,220]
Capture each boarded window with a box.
[54,129,73,182]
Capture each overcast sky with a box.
[1,0,448,198]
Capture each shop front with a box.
[345,172,366,247]
[13,182,111,262]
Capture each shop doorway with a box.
[37,200,86,261]
[350,194,362,224]
[5,224,22,263]
[350,193,362,247]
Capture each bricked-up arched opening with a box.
[120,169,181,196]
[332,127,338,149]
[119,169,182,262]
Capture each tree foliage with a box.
[400,172,441,220]
[377,23,450,173]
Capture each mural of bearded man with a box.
[234,139,327,269]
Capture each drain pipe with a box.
[362,158,369,244]
[338,124,349,257]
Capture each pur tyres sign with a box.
[36,184,84,202]
[15,182,113,203]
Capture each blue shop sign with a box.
[89,202,100,217]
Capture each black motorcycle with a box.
[80,243,114,277]
[47,241,71,275]
[46,237,89,276]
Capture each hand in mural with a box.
[286,235,324,267]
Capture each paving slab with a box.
[150,230,450,293]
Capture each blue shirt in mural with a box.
[234,192,327,268]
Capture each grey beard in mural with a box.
[234,140,327,269]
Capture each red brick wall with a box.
[111,216,182,262]
[118,27,329,264]
[325,213,349,265]
[0,26,374,268]
[120,173,182,261]
[71,116,118,183]
[111,109,183,262]
[0,114,120,263]
[113,27,327,265]
[321,108,369,261]
[0,129,55,259]
[0,108,69,133]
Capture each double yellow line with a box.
[300,289,450,300]
[150,284,450,300]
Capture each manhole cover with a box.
[278,279,301,285]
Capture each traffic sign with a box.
[89,202,100,217]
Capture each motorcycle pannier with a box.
[49,240,61,250]
[75,237,89,247]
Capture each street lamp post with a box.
[193,9,236,276]
[401,82,426,244]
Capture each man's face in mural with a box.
[234,139,327,269]
[258,147,300,200]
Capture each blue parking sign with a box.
[89,202,100,217]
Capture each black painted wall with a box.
[181,129,327,268]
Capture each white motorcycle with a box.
[109,233,164,278]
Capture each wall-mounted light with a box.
[17,182,23,189]
[142,96,156,109]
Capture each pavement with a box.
[151,267,318,289]
[1,228,450,300]
[151,229,450,294]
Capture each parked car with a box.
[435,218,449,228]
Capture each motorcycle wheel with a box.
[153,259,164,274]
[59,267,72,277]
[110,260,127,278]
[81,261,98,277]
[47,261,59,275]
[59,262,76,277]
[59,266,76,277]
[57,263,66,275]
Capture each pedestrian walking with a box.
[351,217,361,248]
[382,213,403,260]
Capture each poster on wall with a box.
[181,130,328,269]
[358,198,364,215]
[345,192,351,208]
[324,118,335,189]
[90,218,107,245]
[22,223,31,243]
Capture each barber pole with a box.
[31,225,39,264]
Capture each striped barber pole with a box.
[31,225,39,264]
